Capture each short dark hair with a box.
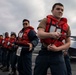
[23,19,30,23]
[11,32,16,37]
[0,35,3,37]
[52,3,64,11]
[5,32,9,35]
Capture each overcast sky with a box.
[0,0,76,36]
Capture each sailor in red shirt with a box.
[0,35,3,67]
[7,32,17,75]
[15,19,39,75]
[1,32,10,72]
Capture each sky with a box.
[0,0,76,36]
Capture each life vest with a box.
[2,37,10,48]
[16,26,34,46]
[41,15,69,47]
[0,38,3,46]
[8,38,16,49]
